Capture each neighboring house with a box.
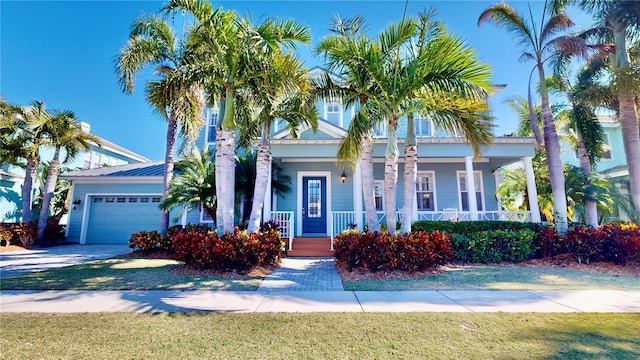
[63,67,539,245]
[560,114,633,221]
[0,121,150,223]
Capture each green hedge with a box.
[412,220,547,235]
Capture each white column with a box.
[353,162,363,231]
[523,156,541,222]
[262,173,273,223]
[465,156,478,221]
[181,210,187,227]
[494,170,502,211]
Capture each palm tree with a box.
[160,148,216,222]
[478,1,589,234]
[115,14,204,235]
[163,0,311,233]
[315,15,384,233]
[0,99,51,224]
[33,110,99,242]
[576,0,640,219]
[241,52,318,233]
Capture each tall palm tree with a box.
[33,111,99,242]
[0,99,51,224]
[478,0,589,234]
[315,15,384,233]
[576,0,640,219]
[163,0,311,233]
[115,14,204,235]
[241,52,318,233]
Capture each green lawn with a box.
[1,313,638,359]
[344,265,640,291]
[0,258,262,291]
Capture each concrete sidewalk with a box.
[1,289,638,313]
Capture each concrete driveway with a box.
[0,244,131,278]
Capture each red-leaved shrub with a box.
[565,226,607,264]
[600,223,640,265]
[333,230,453,272]
[534,228,565,258]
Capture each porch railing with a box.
[269,211,294,250]
[330,210,533,238]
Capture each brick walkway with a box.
[258,257,343,291]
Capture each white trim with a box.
[273,120,347,140]
[373,180,385,212]
[416,171,437,211]
[415,114,434,137]
[62,178,163,183]
[204,107,218,147]
[456,170,485,213]
[79,192,163,244]
[601,132,613,161]
[65,182,76,238]
[296,171,332,236]
[324,99,343,128]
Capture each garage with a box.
[85,195,162,244]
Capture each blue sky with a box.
[1,1,593,161]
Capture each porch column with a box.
[181,210,187,227]
[465,156,478,220]
[353,162,363,231]
[523,156,541,222]
[262,172,272,223]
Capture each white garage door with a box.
[85,195,162,244]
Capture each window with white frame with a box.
[602,133,612,159]
[374,181,384,211]
[416,172,435,211]
[415,114,433,137]
[207,110,218,143]
[457,171,484,211]
[83,152,92,169]
[92,152,101,168]
[325,100,341,125]
[373,122,387,138]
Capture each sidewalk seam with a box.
[352,291,365,312]
[437,290,476,313]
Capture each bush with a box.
[412,220,546,235]
[600,223,640,265]
[41,220,66,245]
[128,230,163,253]
[452,229,537,264]
[171,226,283,271]
[12,222,37,247]
[333,230,453,272]
[565,226,607,264]
[533,228,565,258]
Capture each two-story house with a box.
[62,67,539,246]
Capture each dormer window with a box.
[325,100,342,126]
[373,122,387,138]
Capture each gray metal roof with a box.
[61,161,165,179]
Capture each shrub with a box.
[456,230,537,263]
[333,230,453,272]
[41,220,66,245]
[533,228,565,258]
[565,226,607,264]
[12,222,37,247]
[0,224,17,246]
[412,220,546,235]
[600,223,640,265]
[171,226,283,271]
[128,230,163,253]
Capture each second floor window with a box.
[326,101,340,125]
[373,122,387,138]
[207,111,218,143]
[602,133,612,160]
[415,114,433,137]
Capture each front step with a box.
[287,237,334,257]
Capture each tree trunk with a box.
[21,157,38,224]
[538,64,568,235]
[577,135,598,227]
[360,132,380,232]
[248,141,272,233]
[384,120,399,233]
[160,115,177,236]
[36,149,61,242]
[401,115,417,235]
[613,26,640,220]
[216,128,236,233]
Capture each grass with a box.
[0,258,262,291]
[1,313,638,359]
[343,265,640,291]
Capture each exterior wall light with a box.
[341,171,347,183]
[72,198,81,210]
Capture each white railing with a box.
[330,211,356,241]
[479,211,532,222]
[269,211,294,250]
